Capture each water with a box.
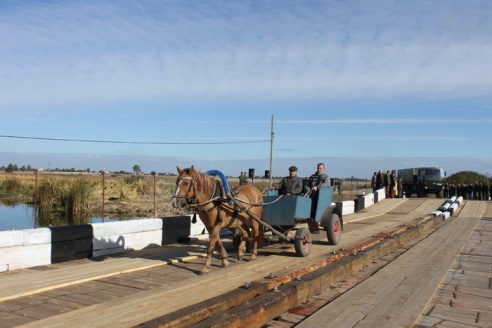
[0,204,121,232]
[0,204,35,231]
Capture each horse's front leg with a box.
[201,225,219,275]
[250,221,261,261]
[215,235,229,269]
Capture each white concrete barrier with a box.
[439,202,451,212]
[447,196,457,203]
[0,228,51,272]
[374,189,386,202]
[92,219,163,257]
[448,203,458,215]
[455,196,463,205]
[336,200,355,216]
[357,193,375,212]
[431,210,443,217]
[442,211,450,220]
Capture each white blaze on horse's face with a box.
[172,176,194,208]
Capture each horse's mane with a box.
[188,168,216,197]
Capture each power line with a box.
[0,134,269,145]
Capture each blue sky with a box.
[1,0,491,179]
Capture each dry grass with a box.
[0,171,368,220]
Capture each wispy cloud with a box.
[1,1,491,110]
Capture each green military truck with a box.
[397,166,446,198]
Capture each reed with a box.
[38,177,97,216]
[68,177,98,215]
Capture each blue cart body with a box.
[263,187,335,226]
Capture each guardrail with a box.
[0,215,207,273]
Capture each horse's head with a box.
[172,165,197,208]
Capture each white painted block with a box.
[448,203,458,214]
[0,230,24,248]
[92,230,162,257]
[336,201,355,216]
[358,194,374,211]
[23,228,51,246]
[0,228,52,271]
[92,218,163,237]
[455,196,463,205]
[336,200,355,208]
[442,211,450,220]
[431,211,442,217]
[374,189,386,202]
[0,244,51,270]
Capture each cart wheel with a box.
[294,228,311,257]
[326,213,341,245]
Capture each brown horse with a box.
[172,165,263,275]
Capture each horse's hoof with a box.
[250,254,257,260]
[222,260,230,268]
[199,269,210,275]
[237,255,243,261]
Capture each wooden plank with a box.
[420,303,492,326]
[12,302,72,320]
[0,311,35,327]
[297,215,480,328]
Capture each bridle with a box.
[172,176,198,207]
[172,173,224,210]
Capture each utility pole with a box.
[269,114,274,188]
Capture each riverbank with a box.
[0,171,369,227]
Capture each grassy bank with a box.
[0,171,368,225]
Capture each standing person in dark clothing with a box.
[449,184,456,197]
[271,166,303,195]
[385,171,391,197]
[376,171,383,190]
[239,172,248,186]
[371,172,377,192]
[390,170,397,198]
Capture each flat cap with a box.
[289,166,298,172]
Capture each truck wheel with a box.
[294,228,311,257]
[326,213,341,245]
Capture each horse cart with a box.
[173,166,342,273]
[259,187,343,257]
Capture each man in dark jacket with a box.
[272,166,303,195]
[305,163,331,194]
[305,163,331,217]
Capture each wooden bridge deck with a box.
[0,199,490,328]
[296,200,491,328]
